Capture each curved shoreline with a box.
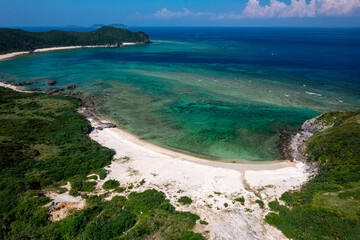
[0,43,139,61]
[0,79,299,171]
[0,73,311,240]
[81,106,296,171]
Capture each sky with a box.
[0,0,360,27]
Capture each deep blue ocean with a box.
[1,27,359,161]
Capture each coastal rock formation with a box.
[28,88,42,91]
[45,88,64,95]
[78,107,116,130]
[284,114,332,162]
[13,81,33,86]
[67,84,76,89]
[48,80,56,85]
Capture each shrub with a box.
[179,231,205,240]
[102,180,120,190]
[234,197,245,205]
[255,199,264,209]
[114,187,126,193]
[178,196,193,205]
[199,220,208,225]
[88,175,98,180]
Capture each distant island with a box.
[90,23,128,28]
[0,26,149,54]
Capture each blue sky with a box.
[1,0,359,27]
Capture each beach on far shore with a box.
[0,43,139,61]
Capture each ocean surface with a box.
[1,27,360,161]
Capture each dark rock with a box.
[81,96,95,108]
[28,88,42,91]
[13,81,33,86]
[48,80,56,85]
[97,122,116,129]
[67,84,76,89]
[45,88,64,95]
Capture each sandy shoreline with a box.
[83,107,311,239]
[0,60,312,239]
[0,43,139,61]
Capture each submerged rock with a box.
[28,88,42,91]
[67,84,76,89]
[48,80,56,85]
[13,81,33,86]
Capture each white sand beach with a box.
[85,110,312,239]
[0,43,139,61]
[0,82,32,92]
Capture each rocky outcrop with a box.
[28,88,42,91]
[48,80,56,85]
[13,81,33,86]
[45,88,64,95]
[283,114,332,163]
[67,84,76,89]
[78,107,116,130]
[44,191,87,222]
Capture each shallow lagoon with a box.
[1,27,359,161]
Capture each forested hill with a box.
[0,26,150,54]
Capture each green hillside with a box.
[0,87,203,240]
[0,26,150,54]
[266,111,360,239]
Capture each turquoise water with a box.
[1,27,359,161]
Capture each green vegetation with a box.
[255,199,264,209]
[234,196,245,205]
[87,175,98,180]
[178,196,193,205]
[0,26,150,54]
[199,220,209,225]
[56,190,203,240]
[102,179,120,190]
[266,111,360,240]
[0,87,203,239]
[223,203,228,208]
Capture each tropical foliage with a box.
[266,111,360,240]
[0,87,203,239]
[0,26,150,54]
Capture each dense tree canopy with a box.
[0,26,150,54]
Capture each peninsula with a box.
[0,26,150,54]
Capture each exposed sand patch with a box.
[44,189,87,222]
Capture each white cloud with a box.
[153,8,214,18]
[153,0,360,20]
[241,0,316,18]
[317,0,360,16]
[154,8,192,18]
